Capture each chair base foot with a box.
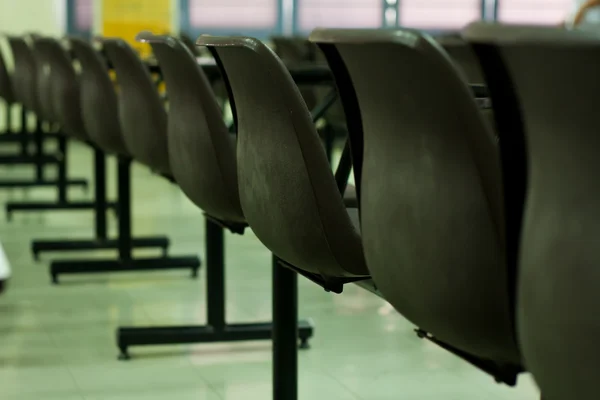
[6,200,116,220]
[49,256,201,283]
[0,155,59,165]
[116,320,315,360]
[32,237,170,260]
[0,178,87,189]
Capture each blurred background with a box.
[0,0,573,51]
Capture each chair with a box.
[309,28,522,384]
[69,38,128,156]
[8,37,39,117]
[0,42,15,116]
[464,22,600,400]
[271,36,318,109]
[179,32,201,56]
[437,33,485,84]
[138,33,242,223]
[197,35,369,400]
[110,32,314,360]
[32,37,87,141]
[37,36,200,286]
[272,36,346,162]
[102,38,170,175]
[198,35,369,286]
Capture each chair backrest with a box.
[271,36,317,63]
[69,37,128,155]
[464,22,600,399]
[0,45,14,104]
[102,38,169,173]
[310,28,519,365]
[197,36,368,280]
[179,33,200,56]
[271,36,319,110]
[32,37,87,140]
[462,23,529,345]
[8,36,38,112]
[30,38,56,123]
[137,32,244,223]
[437,33,485,84]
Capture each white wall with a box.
[0,0,66,130]
[0,0,66,36]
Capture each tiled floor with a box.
[0,141,540,399]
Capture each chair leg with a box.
[34,121,44,181]
[30,147,169,259]
[0,110,86,189]
[19,106,28,156]
[48,156,200,284]
[114,218,314,360]
[273,255,299,400]
[5,133,93,218]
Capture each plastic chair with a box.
[271,36,318,109]
[138,33,242,223]
[69,37,128,156]
[197,35,369,400]
[0,45,15,106]
[102,38,170,175]
[464,22,600,400]
[32,37,87,141]
[310,28,522,385]
[197,35,369,287]
[437,33,485,83]
[8,37,39,116]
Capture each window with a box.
[296,0,383,33]
[399,0,482,30]
[184,0,280,36]
[67,0,94,36]
[497,0,571,24]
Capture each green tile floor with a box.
[0,141,541,399]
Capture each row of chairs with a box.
[0,35,92,216]
[0,22,588,400]
[0,32,318,368]
[191,24,586,400]
[0,27,510,398]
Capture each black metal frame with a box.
[30,146,169,259]
[116,217,314,360]
[5,131,98,218]
[48,156,201,284]
[273,255,301,400]
[0,110,88,191]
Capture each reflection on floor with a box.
[0,141,540,399]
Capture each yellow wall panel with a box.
[102,0,172,59]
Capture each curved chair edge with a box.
[309,28,428,48]
[196,35,260,50]
[136,30,179,47]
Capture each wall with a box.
[0,0,66,36]
[0,1,66,130]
